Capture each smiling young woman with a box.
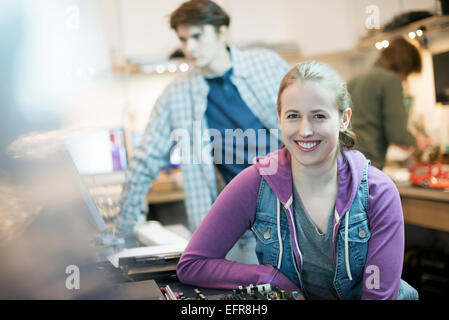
[276,62,353,237]
[177,61,419,300]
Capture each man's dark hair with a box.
[380,37,422,76]
[169,0,230,31]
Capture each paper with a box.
[135,220,190,246]
[108,243,186,268]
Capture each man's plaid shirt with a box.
[117,46,289,235]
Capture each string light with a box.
[408,31,416,39]
[371,27,426,51]
[167,64,177,73]
[375,40,390,50]
[155,65,166,74]
[179,63,189,72]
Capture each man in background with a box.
[348,37,430,169]
[117,0,289,263]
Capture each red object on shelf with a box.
[410,162,449,189]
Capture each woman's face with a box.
[278,80,350,168]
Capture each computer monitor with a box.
[66,128,128,175]
[131,132,181,168]
[432,50,449,105]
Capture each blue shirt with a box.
[205,68,279,183]
[117,46,289,235]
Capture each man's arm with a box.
[116,93,173,236]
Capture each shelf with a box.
[356,15,449,50]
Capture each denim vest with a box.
[251,161,418,300]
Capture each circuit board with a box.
[161,283,303,300]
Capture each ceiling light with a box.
[156,65,165,74]
[167,64,177,73]
[179,63,189,72]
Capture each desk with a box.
[146,189,184,204]
[94,260,231,300]
[145,169,185,204]
[397,183,449,232]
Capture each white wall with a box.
[119,0,184,58]
[112,0,436,59]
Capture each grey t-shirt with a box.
[293,187,339,300]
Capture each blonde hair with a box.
[277,61,356,149]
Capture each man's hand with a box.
[416,133,431,151]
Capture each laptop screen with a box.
[62,148,108,233]
[66,128,128,175]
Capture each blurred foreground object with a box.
[0,0,117,299]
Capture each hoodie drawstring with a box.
[277,197,352,281]
[344,210,353,281]
[282,196,303,272]
[276,199,283,269]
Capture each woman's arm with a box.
[177,165,300,293]
[362,166,405,299]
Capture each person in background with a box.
[348,37,430,169]
[116,0,289,263]
[177,61,418,300]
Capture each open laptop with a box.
[64,130,187,273]
[65,128,128,226]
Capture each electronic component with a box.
[161,283,300,300]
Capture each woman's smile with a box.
[295,140,322,152]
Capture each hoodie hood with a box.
[254,147,367,223]
[254,147,369,272]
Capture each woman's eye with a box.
[314,114,326,119]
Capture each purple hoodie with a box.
[177,148,404,299]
